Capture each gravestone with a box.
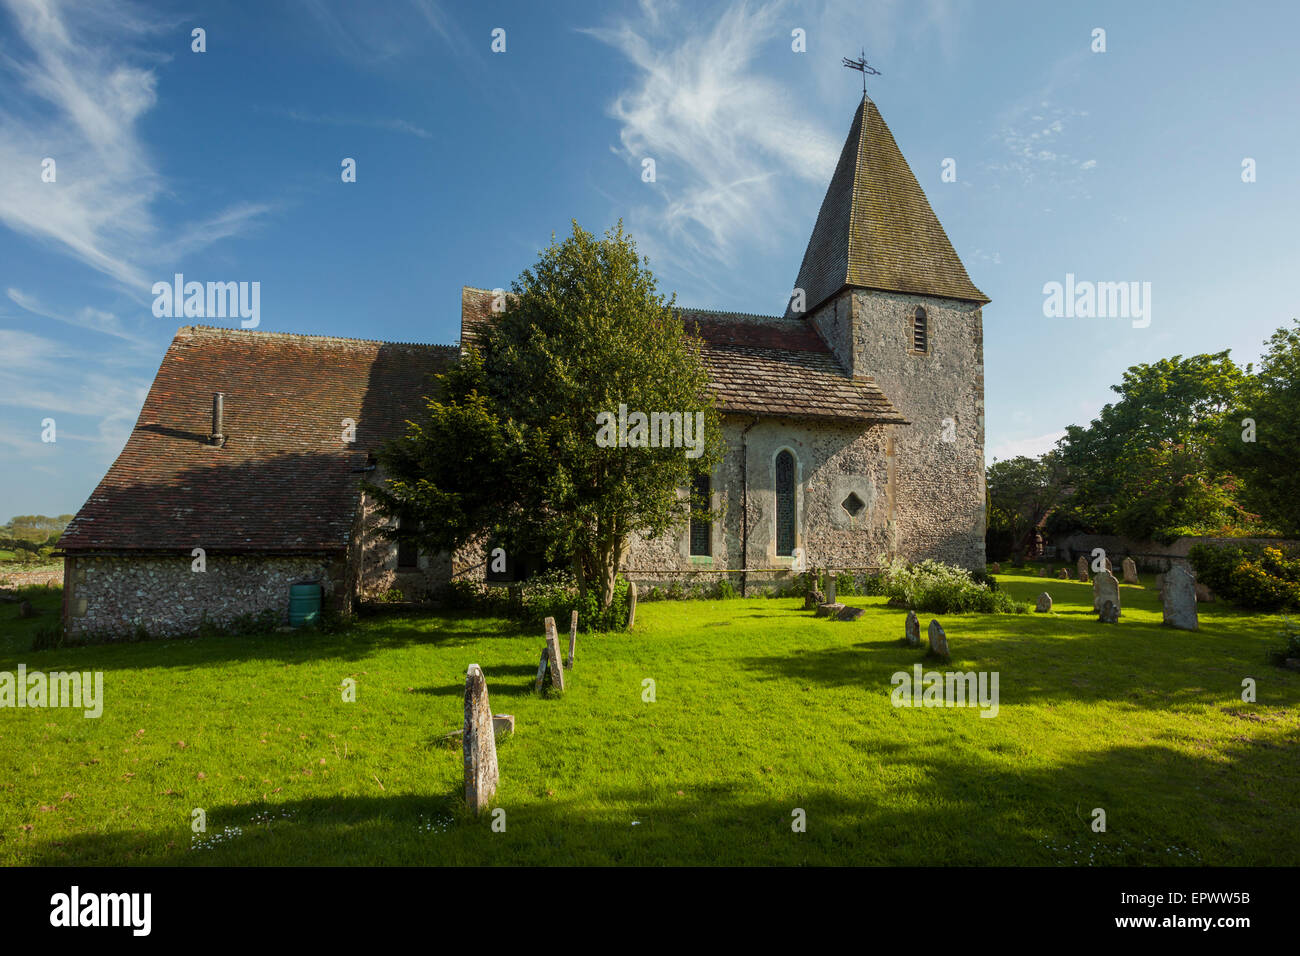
[1098,599,1119,624]
[463,664,499,814]
[1057,569,1069,580]
[627,582,638,629]
[826,573,837,605]
[905,610,921,647]
[543,616,565,692]
[816,602,845,618]
[1105,558,1113,573]
[1035,592,1052,613]
[1122,557,1138,584]
[927,620,950,661]
[836,606,865,621]
[534,647,550,691]
[492,714,514,736]
[1161,566,1198,630]
[1076,555,1088,580]
[1036,567,1046,577]
[1079,569,1089,584]
[1092,570,1121,616]
[804,589,825,610]
[566,610,577,668]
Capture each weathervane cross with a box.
[841,48,881,95]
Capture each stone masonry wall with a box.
[809,289,986,569]
[623,414,894,591]
[63,553,343,639]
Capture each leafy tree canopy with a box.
[370,221,723,607]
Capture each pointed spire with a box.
[786,95,988,318]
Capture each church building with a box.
[57,94,989,638]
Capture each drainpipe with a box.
[739,416,759,597]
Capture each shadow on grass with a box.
[20,734,1297,866]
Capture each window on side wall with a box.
[775,450,796,557]
[689,474,712,557]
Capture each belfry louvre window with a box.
[689,475,711,557]
[912,306,928,352]
[775,450,796,557]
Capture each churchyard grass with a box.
[2,573,1297,866]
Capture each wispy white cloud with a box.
[585,0,841,271]
[300,0,467,65]
[0,0,271,290]
[260,107,434,140]
[7,286,155,349]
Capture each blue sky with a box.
[2,0,1298,518]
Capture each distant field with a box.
[1,575,1297,866]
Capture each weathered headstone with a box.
[816,602,845,618]
[627,581,638,629]
[1122,557,1138,584]
[566,610,577,668]
[543,616,565,692]
[836,606,865,621]
[927,620,950,661]
[1057,569,1069,580]
[826,573,837,605]
[534,647,550,691]
[1079,569,1089,584]
[1098,599,1119,624]
[1076,555,1088,580]
[1161,566,1198,630]
[905,610,920,647]
[1036,567,1046,577]
[1092,570,1121,616]
[463,664,498,814]
[1035,592,1052,613]
[804,589,825,610]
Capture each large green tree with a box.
[371,222,723,608]
[1216,319,1300,535]
[1047,352,1253,542]
[986,453,1067,558]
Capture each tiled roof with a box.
[461,289,906,425]
[59,326,457,553]
[785,94,989,317]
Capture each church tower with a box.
[788,94,990,568]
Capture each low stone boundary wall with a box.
[0,567,62,588]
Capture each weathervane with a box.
[841,48,881,95]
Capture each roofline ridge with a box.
[177,325,458,350]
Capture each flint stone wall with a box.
[63,553,343,639]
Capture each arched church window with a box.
[912,306,928,353]
[775,450,796,557]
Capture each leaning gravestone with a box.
[1098,599,1119,624]
[905,610,921,647]
[463,664,499,814]
[566,610,578,668]
[1076,555,1088,580]
[543,616,565,692]
[627,582,638,629]
[927,620,950,661]
[1122,557,1139,584]
[1092,570,1121,616]
[1036,592,1052,612]
[1162,566,1198,630]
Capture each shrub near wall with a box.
[1188,543,1300,611]
[881,559,1028,614]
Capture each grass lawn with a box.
[1,573,1297,866]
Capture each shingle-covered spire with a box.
[786,95,989,317]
